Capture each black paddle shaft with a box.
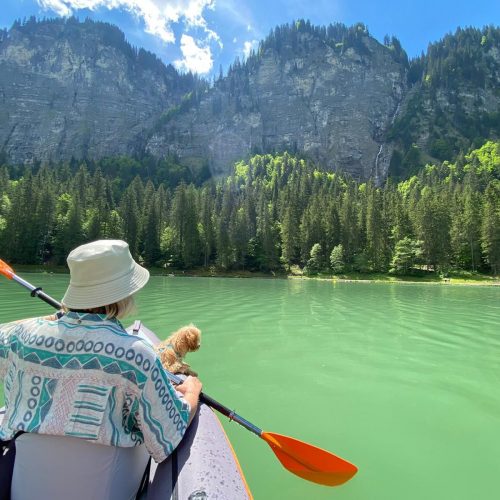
[11,274,62,310]
[166,372,263,437]
[200,393,263,436]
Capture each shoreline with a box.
[289,276,500,286]
[11,265,500,287]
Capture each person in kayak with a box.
[0,239,202,499]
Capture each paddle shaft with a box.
[3,267,263,436]
[10,273,62,310]
[194,390,262,436]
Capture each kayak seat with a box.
[11,433,149,500]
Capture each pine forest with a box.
[0,141,499,277]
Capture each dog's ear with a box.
[185,325,201,351]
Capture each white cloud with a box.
[38,0,73,16]
[174,34,213,73]
[243,39,258,59]
[36,0,217,44]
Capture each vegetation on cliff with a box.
[389,26,500,174]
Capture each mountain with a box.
[0,18,499,181]
[147,22,407,182]
[0,17,203,164]
[388,26,500,176]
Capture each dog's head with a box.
[172,324,201,356]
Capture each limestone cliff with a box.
[146,23,407,181]
[0,18,198,164]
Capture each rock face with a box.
[146,26,407,181]
[1,19,499,181]
[0,18,196,164]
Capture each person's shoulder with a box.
[0,316,42,329]
[127,335,158,357]
[0,316,46,339]
[107,330,158,360]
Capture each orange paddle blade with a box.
[261,432,357,487]
[0,259,14,279]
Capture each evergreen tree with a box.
[481,180,500,274]
[3,170,38,263]
[340,182,360,263]
[390,237,424,274]
[143,191,161,266]
[414,186,451,271]
[171,183,201,268]
[306,243,324,274]
[215,186,233,269]
[199,184,216,267]
[365,184,388,271]
[330,244,345,274]
[120,187,141,259]
[53,193,85,264]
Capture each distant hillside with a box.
[0,18,499,182]
[388,26,500,177]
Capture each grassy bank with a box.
[293,272,500,286]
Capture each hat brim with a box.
[62,263,150,309]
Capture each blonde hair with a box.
[104,296,136,319]
[63,295,137,320]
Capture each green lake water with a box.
[1,275,499,499]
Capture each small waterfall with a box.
[374,99,402,184]
[374,144,384,184]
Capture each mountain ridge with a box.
[0,17,499,181]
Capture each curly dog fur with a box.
[155,324,201,376]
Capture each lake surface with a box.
[1,275,499,499]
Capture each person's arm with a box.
[0,321,20,379]
[174,376,202,425]
[137,354,199,463]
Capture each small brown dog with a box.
[155,324,201,376]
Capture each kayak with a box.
[0,321,252,500]
[132,321,253,499]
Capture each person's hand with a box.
[175,376,202,424]
[176,376,202,398]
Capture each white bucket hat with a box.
[62,240,150,309]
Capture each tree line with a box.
[0,141,499,275]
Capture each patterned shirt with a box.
[0,312,191,463]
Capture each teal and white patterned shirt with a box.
[0,312,191,463]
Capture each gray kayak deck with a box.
[149,403,252,499]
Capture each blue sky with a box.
[1,0,498,76]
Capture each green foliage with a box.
[330,244,345,274]
[305,243,324,275]
[390,237,424,274]
[464,141,500,176]
[0,142,498,276]
[481,180,500,274]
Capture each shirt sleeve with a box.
[0,321,20,379]
[138,357,191,463]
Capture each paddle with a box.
[0,258,358,487]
